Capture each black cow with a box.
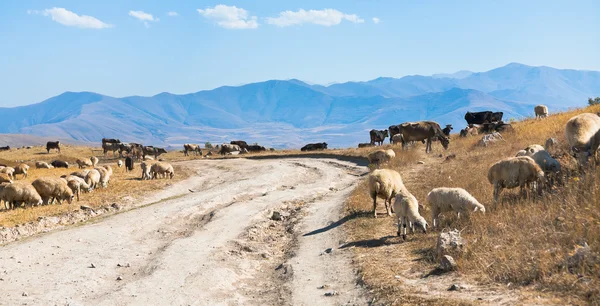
[103,142,120,157]
[230,140,248,150]
[125,157,134,172]
[369,129,389,146]
[300,143,328,151]
[464,111,493,125]
[50,160,69,168]
[388,125,401,144]
[102,138,121,144]
[442,124,453,136]
[246,145,266,152]
[0,146,10,151]
[358,143,374,148]
[46,141,60,153]
[491,112,504,122]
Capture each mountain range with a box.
[1,63,599,148]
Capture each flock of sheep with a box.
[366,106,598,239]
[0,154,175,211]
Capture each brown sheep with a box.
[76,158,93,169]
[14,163,30,179]
[61,175,92,201]
[0,174,13,184]
[368,169,406,218]
[150,162,174,179]
[488,156,545,205]
[0,182,43,209]
[32,177,74,205]
[90,156,99,167]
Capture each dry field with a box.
[344,105,600,305]
[0,145,191,227]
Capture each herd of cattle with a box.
[365,104,600,240]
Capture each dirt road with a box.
[0,157,369,305]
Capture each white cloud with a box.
[129,11,158,28]
[29,7,113,29]
[197,5,258,29]
[266,9,364,27]
[167,11,178,17]
[372,17,381,24]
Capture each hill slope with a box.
[1,63,598,148]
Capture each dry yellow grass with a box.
[344,105,600,305]
[0,145,191,227]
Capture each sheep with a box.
[102,165,113,176]
[515,150,527,157]
[0,174,13,184]
[518,145,562,187]
[143,156,154,161]
[545,138,558,152]
[117,160,123,168]
[0,182,43,209]
[140,161,151,180]
[367,149,396,165]
[565,113,600,165]
[393,189,427,240]
[60,175,91,201]
[90,156,99,167]
[487,156,545,205]
[70,170,90,179]
[0,167,15,180]
[94,167,111,188]
[32,177,74,205]
[427,187,485,228]
[391,134,403,144]
[150,162,174,180]
[13,163,29,179]
[534,105,549,119]
[85,169,101,189]
[76,158,93,169]
[368,169,405,218]
[35,161,54,169]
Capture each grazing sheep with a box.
[85,169,101,189]
[32,177,74,205]
[391,134,404,144]
[0,174,13,184]
[117,160,123,168]
[488,156,545,204]
[35,161,54,169]
[544,137,558,152]
[0,167,15,180]
[393,189,427,240]
[14,163,29,179]
[368,169,405,218]
[534,105,549,119]
[102,165,113,176]
[515,150,527,157]
[368,149,396,165]
[76,159,93,169]
[140,162,151,180]
[61,175,91,201]
[94,167,111,188]
[70,170,90,179]
[565,113,600,165]
[90,156,99,167]
[427,187,485,228]
[524,144,545,154]
[150,162,174,179]
[0,182,43,209]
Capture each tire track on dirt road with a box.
[0,157,369,306]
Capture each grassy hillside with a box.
[344,105,600,304]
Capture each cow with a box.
[491,112,504,122]
[46,141,60,153]
[183,144,202,156]
[50,160,69,168]
[102,142,120,157]
[125,157,134,172]
[230,141,249,150]
[396,121,449,153]
[300,143,328,151]
[142,146,167,159]
[442,124,453,136]
[246,145,266,152]
[102,138,121,144]
[388,125,402,144]
[464,111,494,125]
[358,143,374,148]
[220,144,241,155]
[369,129,389,146]
[480,121,513,134]
[0,146,10,151]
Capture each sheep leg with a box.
[402,217,407,240]
[385,196,393,217]
[396,215,401,237]
[372,195,378,218]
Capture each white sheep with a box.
[488,156,545,204]
[368,149,396,165]
[565,113,600,165]
[76,158,93,169]
[31,177,74,205]
[427,187,485,228]
[140,161,151,180]
[534,105,549,119]
[368,169,405,218]
[94,167,111,188]
[0,167,15,180]
[85,169,101,189]
[393,189,427,240]
[117,160,123,168]
[35,161,54,169]
[90,156,99,167]
[516,145,561,186]
[14,163,29,179]
[0,182,42,209]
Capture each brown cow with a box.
[397,121,449,153]
[183,144,202,156]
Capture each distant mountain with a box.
[0,63,598,148]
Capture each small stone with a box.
[555,216,565,223]
[80,205,93,211]
[271,211,282,221]
[22,292,28,297]
[324,248,333,254]
[111,203,121,210]
[417,161,425,164]
[89,263,96,268]
[324,291,339,297]
[448,284,462,291]
[116,276,123,281]
[317,285,330,289]
[440,255,457,271]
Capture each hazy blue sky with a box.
[1,0,599,106]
